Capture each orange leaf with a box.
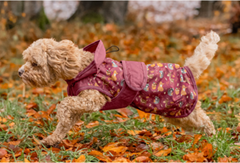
[24,158,30,162]
[116,108,133,118]
[150,142,164,152]
[26,103,38,110]
[202,143,214,159]
[0,117,7,123]
[103,144,128,155]
[219,95,232,104]
[218,156,228,162]
[183,152,205,162]
[8,140,21,146]
[32,135,40,145]
[86,121,99,128]
[102,142,119,152]
[88,150,111,162]
[134,156,152,162]
[0,157,9,162]
[137,109,150,120]
[73,155,85,162]
[193,134,202,146]
[0,149,7,159]
[46,104,56,115]
[127,130,141,136]
[154,148,171,157]
[112,157,130,162]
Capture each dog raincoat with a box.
[66,40,198,118]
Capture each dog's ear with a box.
[46,40,81,80]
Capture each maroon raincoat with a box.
[66,40,198,118]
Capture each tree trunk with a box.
[69,1,128,25]
[198,1,214,17]
[231,1,240,33]
[8,1,42,19]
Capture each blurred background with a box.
[1,0,240,95]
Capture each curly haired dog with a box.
[19,31,220,146]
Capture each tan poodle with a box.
[19,31,220,146]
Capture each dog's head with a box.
[18,38,82,87]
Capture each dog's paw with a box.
[40,135,59,146]
[201,31,220,45]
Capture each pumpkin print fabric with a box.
[131,63,198,118]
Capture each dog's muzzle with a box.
[18,65,25,77]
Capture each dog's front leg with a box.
[41,89,108,146]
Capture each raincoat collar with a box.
[66,40,106,86]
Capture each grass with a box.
[0,83,240,162]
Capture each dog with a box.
[19,31,220,146]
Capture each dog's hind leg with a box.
[162,101,216,135]
[184,31,220,79]
[40,89,107,146]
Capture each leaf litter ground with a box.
[1,18,240,162]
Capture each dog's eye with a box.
[32,63,38,67]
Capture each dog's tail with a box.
[184,31,220,79]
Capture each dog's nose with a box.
[18,69,24,76]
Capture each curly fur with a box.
[19,39,94,87]
[19,31,220,145]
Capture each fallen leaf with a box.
[73,155,85,162]
[32,135,40,145]
[26,102,38,110]
[112,157,130,162]
[154,148,171,157]
[46,104,56,115]
[8,140,21,146]
[88,150,111,162]
[0,157,9,162]
[218,156,228,162]
[151,142,164,152]
[134,156,152,162]
[219,95,232,104]
[183,152,205,162]
[86,121,99,128]
[116,108,133,117]
[24,158,30,162]
[127,130,141,136]
[0,149,7,159]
